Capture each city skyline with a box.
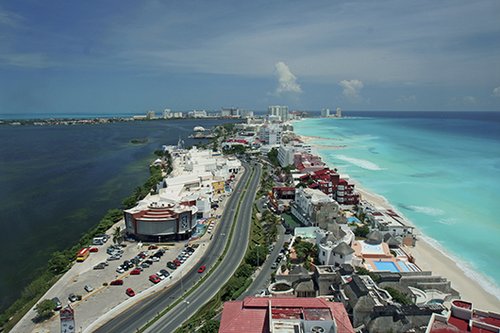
[1,1,500,115]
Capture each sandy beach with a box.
[298,133,500,312]
[357,186,500,312]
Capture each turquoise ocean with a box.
[294,112,500,300]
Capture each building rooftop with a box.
[219,297,354,333]
[427,300,500,333]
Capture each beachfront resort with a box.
[12,106,500,333]
[214,107,500,333]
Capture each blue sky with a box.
[1,0,499,114]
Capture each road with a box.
[93,161,260,333]
[145,162,261,332]
[238,224,286,299]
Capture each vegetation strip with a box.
[138,165,255,332]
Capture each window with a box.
[322,251,325,256]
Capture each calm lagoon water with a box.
[294,111,500,300]
[0,119,238,312]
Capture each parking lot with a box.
[11,168,239,333]
[13,227,210,333]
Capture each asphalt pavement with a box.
[93,161,260,333]
[145,162,261,332]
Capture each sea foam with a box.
[335,154,384,171]
[403,205,445,217]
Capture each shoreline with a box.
[297,133,500,312]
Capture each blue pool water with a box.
[374,261,400,272]
[397,261,410,272]
[347,216,361,224]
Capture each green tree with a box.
[354,225,370,238]
[199,320,220,333]
[48,251,70,274]
[113,226,123,245]
[384,287,413,305]
[34,299,55,322]
[246,246,267,267]
[267,148,279,167]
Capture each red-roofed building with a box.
[219,297,354,333]
[426,300,500,333]
[298,168,359,205]
[124,201,197,242]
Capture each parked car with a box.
[148,245,158,250]
[93,263,106,270]
[144,259,153,265]
[52,297,62,311]
[149,274,161,284]
[126,288,135,297]
[130,268,141,275]
[173,259,181,266]
[198,265,206,273]
[110,279,123,286]
[159,269,170,278]
[89,247,99,253]
[156,271,166,280]
[68,293,81,302]
[166,261,177,270]
[140,262,150,269]
[84,285,94,292]
[150,256,160,262]
[107,255,120,261]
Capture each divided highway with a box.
[93,161,260,333]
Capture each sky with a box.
[0,0,499,114]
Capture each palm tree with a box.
[113,226,123,245]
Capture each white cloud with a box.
[396,95,417,103]
[274,61,302,95]
[339,79,364,101]
[493,86,500,97]
[450,96,477,105]
[463,96,477,104]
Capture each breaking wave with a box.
[335,154,384,171]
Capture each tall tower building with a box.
[336,107,342,118]
[321,108,330,117]
[268,105,289,122]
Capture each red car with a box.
[110,279,123,286]
[126,288,135,297]
[173,259,181,267]
[89,247,99,253]
[198,265,206,273]
[148,245,158,250]
[130,268,141,275]
[149,274,161,284]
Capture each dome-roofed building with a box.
[384,233,402,248]
[193,126,206,132]
[366,230,383,245]
[317,224,355,266]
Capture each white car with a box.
[156,271,166,280]
[116,267,125,274]
[84,285,94,292]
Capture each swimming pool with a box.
[347,216,361,224]
[397,261,410,272]
[373,261,400,272]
